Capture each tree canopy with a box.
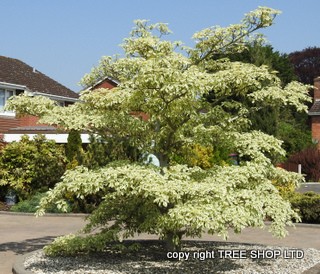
[6,6,311,253]
[214,41,312,155]
[289,46,320,85]
[215,40,296,86]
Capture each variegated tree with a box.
[7,7,311,254]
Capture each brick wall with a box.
[311,116,320,142]
[313,77,320,101]
[311,77,320,142]
[18,115,40,127]
[93,79,117,90]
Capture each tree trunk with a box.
[156,153,169,168]
[164,231,183,251]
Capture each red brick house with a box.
[0,56,80,142]
[308,77,320,143]
[88,76,119,90]
[87,76,149,121]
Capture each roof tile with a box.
[0,56,78,99]
[309,101,320,115]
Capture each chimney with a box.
[314,77,320,101]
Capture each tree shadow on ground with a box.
[0,236,55,255]
[26,240,248,274]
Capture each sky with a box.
[1,0,319,92]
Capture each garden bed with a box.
[24,240,320,274]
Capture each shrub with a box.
[65,130,85,169]
[272,179,296,197]
[0,136,5,151]
[284,146,320,181]
[170,144,230,169]
[286,191,320,224]
[0,136,6,200]
[0,135,66,200]
[10,192,71,213]
[277,120,313,158]
[83,135,111,169]
[84,135,140,169]
[63,191,101,213]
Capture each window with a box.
[55,101,65,107]
[0,88,23,114]
[0,89,5,111]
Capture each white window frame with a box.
[0,88,20,116]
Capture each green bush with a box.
[0,137,7,201]
[287,191,320,224]
[65,130,85,169]
[83,135,140,169]
[0,135,66,200]
[0,137,5,151]
[170,143,232,169]
[10,192,71,213]
[83,135,110,169]
[277,120,313,158]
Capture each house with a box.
[308,76,320,143]
[88,76,119,90]
[86,76,149,121]
[0,55,85,143]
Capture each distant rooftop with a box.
[0,56,79,99]
[309,100,320,116]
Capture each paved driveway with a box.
[0,213,87,274]
[1,212,320,274]
[297,183,320,193]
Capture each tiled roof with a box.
[0,56,78,99]
[309,100,320,115]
